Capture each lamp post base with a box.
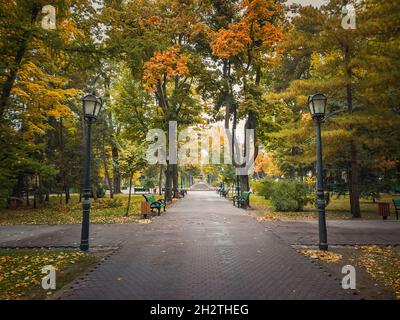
[80,242,89,251]
[319,243,328,251]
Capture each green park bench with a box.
[233,191,251,208]
[219,187,229,198]
[393,199,400,220]
[142,193,166,216]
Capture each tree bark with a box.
[65,187,70,204]
[239,66,261,192]
[239,110,258,192]
[344,44,361,218]
[158,164,163,195]
[165,163,173,202]
[349,144,361,218]
[26,188,30,207]
[112,144,121,194]
[125,171,134,217]
[102,142,114,198]
[172,163,179,197]
[33,175,38,209]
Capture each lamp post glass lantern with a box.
[308,93,328,251]
[83,94,103,121]
[308,93,327,119]
[80,94,102,252]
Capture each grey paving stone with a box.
[51,191,356,300]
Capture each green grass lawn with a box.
[250,194,400,220]
[0,193,164,225]
[0,248,98,300]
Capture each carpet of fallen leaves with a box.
[301,249,343,263]
[0,195,158,225]
[355,245,400,299]
[0,249,94,300]
[256,216,281,222]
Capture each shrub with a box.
[251,178,276,200]
[270,180,310,212]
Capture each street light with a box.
[308,93,328,251]
[80,93,103,251]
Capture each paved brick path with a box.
[263,220,400,246]
[51,191,355,300]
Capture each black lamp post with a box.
[80,93,103,251]
[308,93,328,251]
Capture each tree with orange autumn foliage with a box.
[102,0,211,201]
[143,46,189,94]
[210,0,285,192]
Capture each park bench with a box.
[142,193,166,216]
[219,187,229,198]
[180,188,187,197]
[393,199,400,220]
[221,189,230,198]
[6,196,24,208]
[233,191,251,208]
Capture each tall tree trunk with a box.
[172,164,179,197]
[26,187,30,207]
[125,171,134,217]
[165,163,173,202]
[349,144,361,218]
[0,6,40,119]
[24,175,30,206]
[33,175,38,209]
[112,144,121,194]
[345,44,361,218]
[102,142,114,198]
[158,164,163,195]
[239,110,258,192]
[239,67,261,192]
[65,187,70,204]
